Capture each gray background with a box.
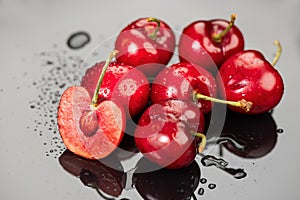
[0,0,300,199]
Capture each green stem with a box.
[146,17,161,40]
[194,92,252,112]
[91,50,118,108]
[271,40,282,66]
[212,14,237,43]
[193,133,207,153]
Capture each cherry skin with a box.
[114,17,176,77]
[178,14,244,72]
[134,99,205,169]
[81,61,150,117]
[217,49,284,114]
[151,62,217,114]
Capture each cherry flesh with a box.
[217,47,284,114]
[58,86,126,159]
[178,14,244,72]
[151,62,217,114]
[114,17,176,77]
[134,99,205,169]
[81,61,150,117]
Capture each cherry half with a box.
[178,14,244,72]
[114,17,176,77]
[57,51,126,159]
[217,41,284,114]
[134,99,206,169]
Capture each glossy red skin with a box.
[151,62,217,114]
[178,19,244,72]
[217,50,284,114]
[135,99,205,169]
[114,17,176,77]
[81,61,150,117]
[57,86,126,159]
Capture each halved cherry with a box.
[57,51,126,159]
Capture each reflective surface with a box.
[1,0,300,199]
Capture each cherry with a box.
[134,99,206,169]
[151,62,252,114]
[81,61,150,117]
[221,111,278,158]
[217,41,284,114]
[57,51,126,159]
[178,14,244,72]
[132,157,200,200]
[114,17,176,77]
[151,62,218,114]
[59,150,126,198]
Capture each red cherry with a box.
[217,41,284,114]
[151,62,217,114]
[178,14,244,72]
[81,61,150,117]
[58,51,126,159]
[134,99,206,169]
[114,17,176,77]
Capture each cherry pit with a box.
[57,15,284,170]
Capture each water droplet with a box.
[67,31,91,50]
[208,183,216,190]
[277,128,284,133]
[201,155,247,179]
[200,178,207,184]
[198,187,204,195]
[59,83,66,89]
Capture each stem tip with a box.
[271,40,282,66]
[238,99,253,112]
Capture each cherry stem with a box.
[212,13,237,43]
[193,133,207,153]
[271,40,282,66]
[146,17,161,40]
[91,50,118,108]
[194,92,252,112]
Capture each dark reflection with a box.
[132,157,200,200]
[221,112,278,158]
[201,155,247,179]
[109,117,140,161]
[110,133,139,160]
[59,150,126,198]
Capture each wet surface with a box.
[0,1,299,200]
